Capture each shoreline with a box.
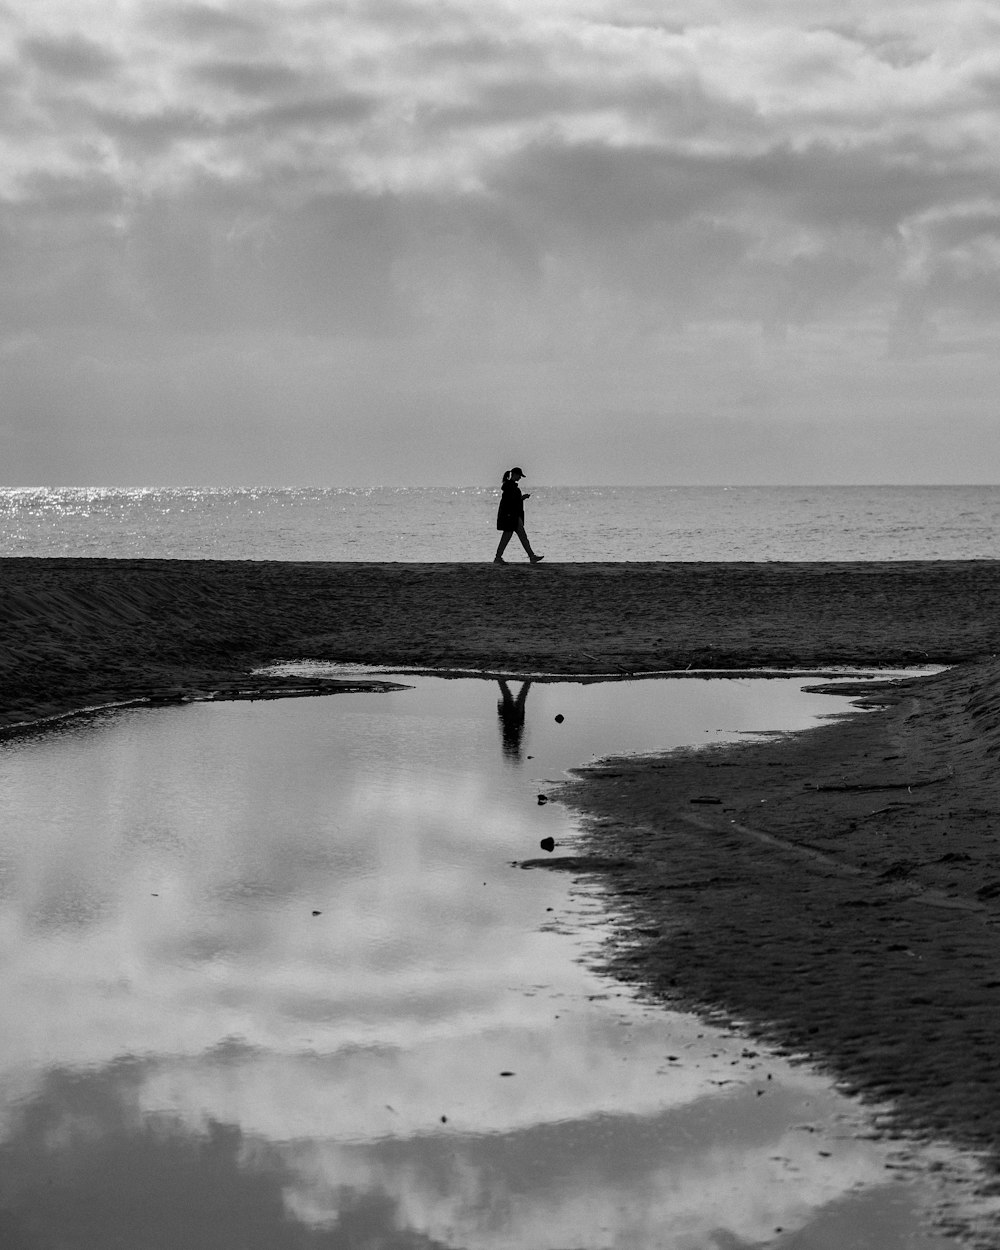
[556,659,1000,1235]
[5,558,1000,1233]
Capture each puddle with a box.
[0,676,968,1247]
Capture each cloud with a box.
[189,57,305,97]
[149,3,264,42]
[2,0,1000,480]
[226,93,379,133]
[20,31,120,81]
[92,103,215,154]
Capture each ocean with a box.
[1,485,998,562]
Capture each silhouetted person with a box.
[494,467,543,564]
[497,678,532,761]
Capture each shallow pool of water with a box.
[0,677,962,1247]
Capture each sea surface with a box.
[1,484,998,562]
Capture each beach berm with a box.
[2,558,999,726]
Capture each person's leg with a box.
[494,530,513,561]
[514,524,543,561]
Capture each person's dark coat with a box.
[496,480,524,531]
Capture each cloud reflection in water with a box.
[0,678,954,1247]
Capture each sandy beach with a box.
[5,557,1000,1234]
[3,558,1000,727]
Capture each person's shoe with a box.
[493,557,506,564]
[529,554,544,564]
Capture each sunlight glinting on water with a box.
[3,484,1000,560]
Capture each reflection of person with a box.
[494,467,544,564]
[497,678,532,761]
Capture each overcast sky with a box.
[3,0,1000,484]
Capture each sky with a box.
[2,0,1000,485]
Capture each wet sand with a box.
[5,558,1000,1233]
[556,661,1000,1239]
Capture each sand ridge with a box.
[3,558,1000,728]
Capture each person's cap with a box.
[512,466,525,475]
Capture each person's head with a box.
[503,466,525,483]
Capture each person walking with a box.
[494,467,543,564]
